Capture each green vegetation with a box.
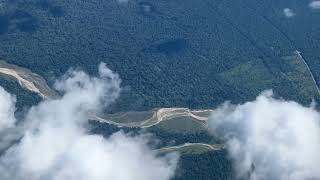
[173,151,235,180]
[0,0,320,179]
[218,52,319,104]
[0,0,319,113]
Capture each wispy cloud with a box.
[208,90,320,180]
[309,1,320,9]
[0,63,178,180]
[283,8,295,18]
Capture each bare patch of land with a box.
[0,61,59,99]
[92,108,212,129]
[158,143,225,154]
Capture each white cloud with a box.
[0,63,178,180]
[0,87,16,131]
[283,8,295,18]
[309,1,320,9]
[0,87,21,152]
[208,90,320,180]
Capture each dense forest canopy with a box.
[0,0,320,179]
[0,0,319,112]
